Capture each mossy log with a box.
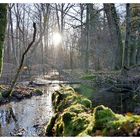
[45,86,140,136]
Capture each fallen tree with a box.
[45,86,140,136]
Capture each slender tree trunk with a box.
[124,4,131,67]
[136,43,140,65]
[7,17,11,63]
[80,4,84,69]
[70,43,73,72]
[85,4,90,73]
[130,39,137,66]
[9,4,18,65]
[55,4,60,31]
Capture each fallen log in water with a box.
[45,86,140,136]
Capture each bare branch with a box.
[3,22,37,97]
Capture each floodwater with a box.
[0,70,61,136]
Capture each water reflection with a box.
[0,83,60,136]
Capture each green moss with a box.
[52,86,92,112]
[77,96,92,108]
[64,104,88,114]
[45,113,58,136]
[78,115,94,137]
[52,91,63,111]
[93,105,117,129]
[81,74,96,81]
[93,105,140,136]
[46,86,95,136]
[32,89,43,95]
[54,112,75,136]
[75,84,96,99]
[46,86,140,137]
[0,4,7,75]
[63,114,89,136]
[104,115,140,136]
[54,110,93,136]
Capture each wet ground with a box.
[0,70,61,136]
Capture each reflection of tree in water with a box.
[0,123,1,136]
[6,106,17,124]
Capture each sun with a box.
[53,32,62,46]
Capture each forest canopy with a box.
[1,3,139,74]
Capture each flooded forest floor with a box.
[0,67,140,136]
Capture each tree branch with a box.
[2,22,37,97]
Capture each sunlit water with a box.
[0,70,61,136]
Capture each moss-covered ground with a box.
[74,84,96,99]
[45,86,140,136]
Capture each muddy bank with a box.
[0,84,43,105]
[45,86,140,136]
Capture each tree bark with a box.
[136,41,140,65]
[0,4,7,75]
[104,4,123,70]
[124,4,131,67]
[9,4,18,65]
[129,4,140,66]
[85,4,90,73]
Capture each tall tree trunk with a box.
[6,17,11,63]
[136,42,140,65]
[85,4,90,73]
[129,4,140,66]
[70,42,73,72]
[44,4,50,63]
[9,4,18,65]
[104,4,123,70]
[124,4,131,67]
[130,39,137,66]
[0,4,7,75]
[79,4,84,69]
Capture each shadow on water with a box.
[0,83,60,136]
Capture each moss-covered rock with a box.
[102,114,140,136]
[46,86,140,137]
[52,107,94,136]
[52,86,92,112]
[93,105,117,129]
[93,105,140,136]
[46,86,94,136]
